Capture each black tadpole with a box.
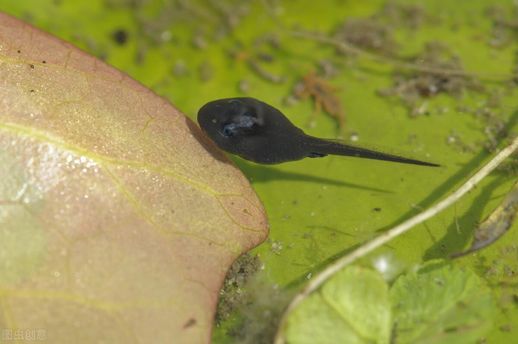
[197,97,439,166]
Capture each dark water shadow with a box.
[375,110,518,232]
[235,159,394,193]
[283,151,489,289]
[423,177,505,260]
[374,149,489,233]
[184,116,231,165]
[284,109,518,289]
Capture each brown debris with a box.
[378,42,483,116]
[377,1,427,29]
[293,71,346,135]
[485,5,517,49]
[334,18,396,56]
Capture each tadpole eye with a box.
[222,123,237,137]
[220,115,257,138]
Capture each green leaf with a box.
[283,263,495,344]
[391,262,495,344]
[285,266,391,344]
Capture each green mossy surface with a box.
[3,1,518,342]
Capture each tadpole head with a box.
[197,98,264,146]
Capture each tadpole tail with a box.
[306,137,440,167]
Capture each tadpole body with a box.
[197,97,438,166]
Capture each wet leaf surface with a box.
[391,263,495,344]
[284,263,494,344]
[285,266,391,344]
[0,12,267,343]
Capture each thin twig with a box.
[289,30,512,82]
[274,136,518,344]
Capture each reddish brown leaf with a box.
[0,12,267,343]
